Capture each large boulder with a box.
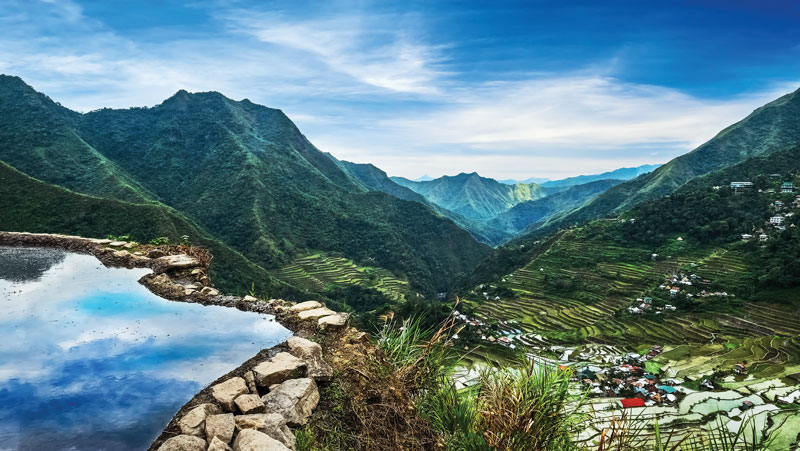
[178,403,221,436]
[157,435,207,451]
[211,377,249,411]
[234,413,295,449]
[153,254,201,272]
[297,307,337,320]
[233,429,291,451]
[287,336,333,382]
[289,301,322,312]
[318,313,349,329]
[234,393,265,414]
[205,413,235,444]
[261,378,319,426]
[252,353,306,387]
[208,436,234,451]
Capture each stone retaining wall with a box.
[151,301,351,451]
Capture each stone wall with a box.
[150,301,351,451]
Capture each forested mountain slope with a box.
[523,86,800,237]
[392,172,546,221]
[0,75,490,294]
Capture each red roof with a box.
[620,398,646,408]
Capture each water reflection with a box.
[0,246,66,282]
[0,247,291,451]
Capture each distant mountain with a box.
[522,86,800,237]
[497,176,550,185]
[540,164,660,188]
[415,174,435,181]
[391,172,546,221]
[488,179,624,239]
[0,75,490,295]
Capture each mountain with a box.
[522,86,800,237]
[391,172,546,221]
[487,179,624,239]
[540,164,660,188]
[0,75,490,295]
[415,174,435,181]
[0,160,300,296]
[497,176,550,185]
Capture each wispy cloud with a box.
[226,11,447,95]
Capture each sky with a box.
[1,0,799,179]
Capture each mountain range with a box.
[4,73,800,312]
[0,75,489,298]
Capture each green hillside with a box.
[0,75,156,203]
[524,86,800,237]
[462,144,800,352]
[392,172,547,221]
[0,76,490,296]
[0,160,294,296]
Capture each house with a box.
[670,287,680,296]
[770,216,784,225]
[620,398,646,408]
[769,174,781,180]
[734,363,748,374]
[741,400,755,410]
[775,200,784,208]
[741,234,753,241]
[759,233,769,242]
[730,181,754,194]
[782,182,795,193]
[676,237,684,241]
[657,385,677,394]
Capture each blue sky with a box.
[2,0,799,179]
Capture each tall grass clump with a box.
[376,313,462,393]
[476,362,584,451]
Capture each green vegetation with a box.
[0,75,490,298]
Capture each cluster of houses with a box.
[731,179,798,240]
[577,348,686,406]
[626,296,677,315]
[453,310,522,349]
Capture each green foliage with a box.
[149,236,169,245]
[106,234,132,242]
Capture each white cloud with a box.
[319,76,798,178]
[229,12,446,94]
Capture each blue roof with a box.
[657,385,677,393]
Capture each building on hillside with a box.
[759,233,769,242]
[782,182,795,193]
[730,181,754,194]
[741,234,753,241]
[775,200,784,208]
[734,363,748,374]
[770,215,785,225]
[769,174,781,180]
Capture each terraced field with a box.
[467,229,800,369]
[270,253,409,302]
